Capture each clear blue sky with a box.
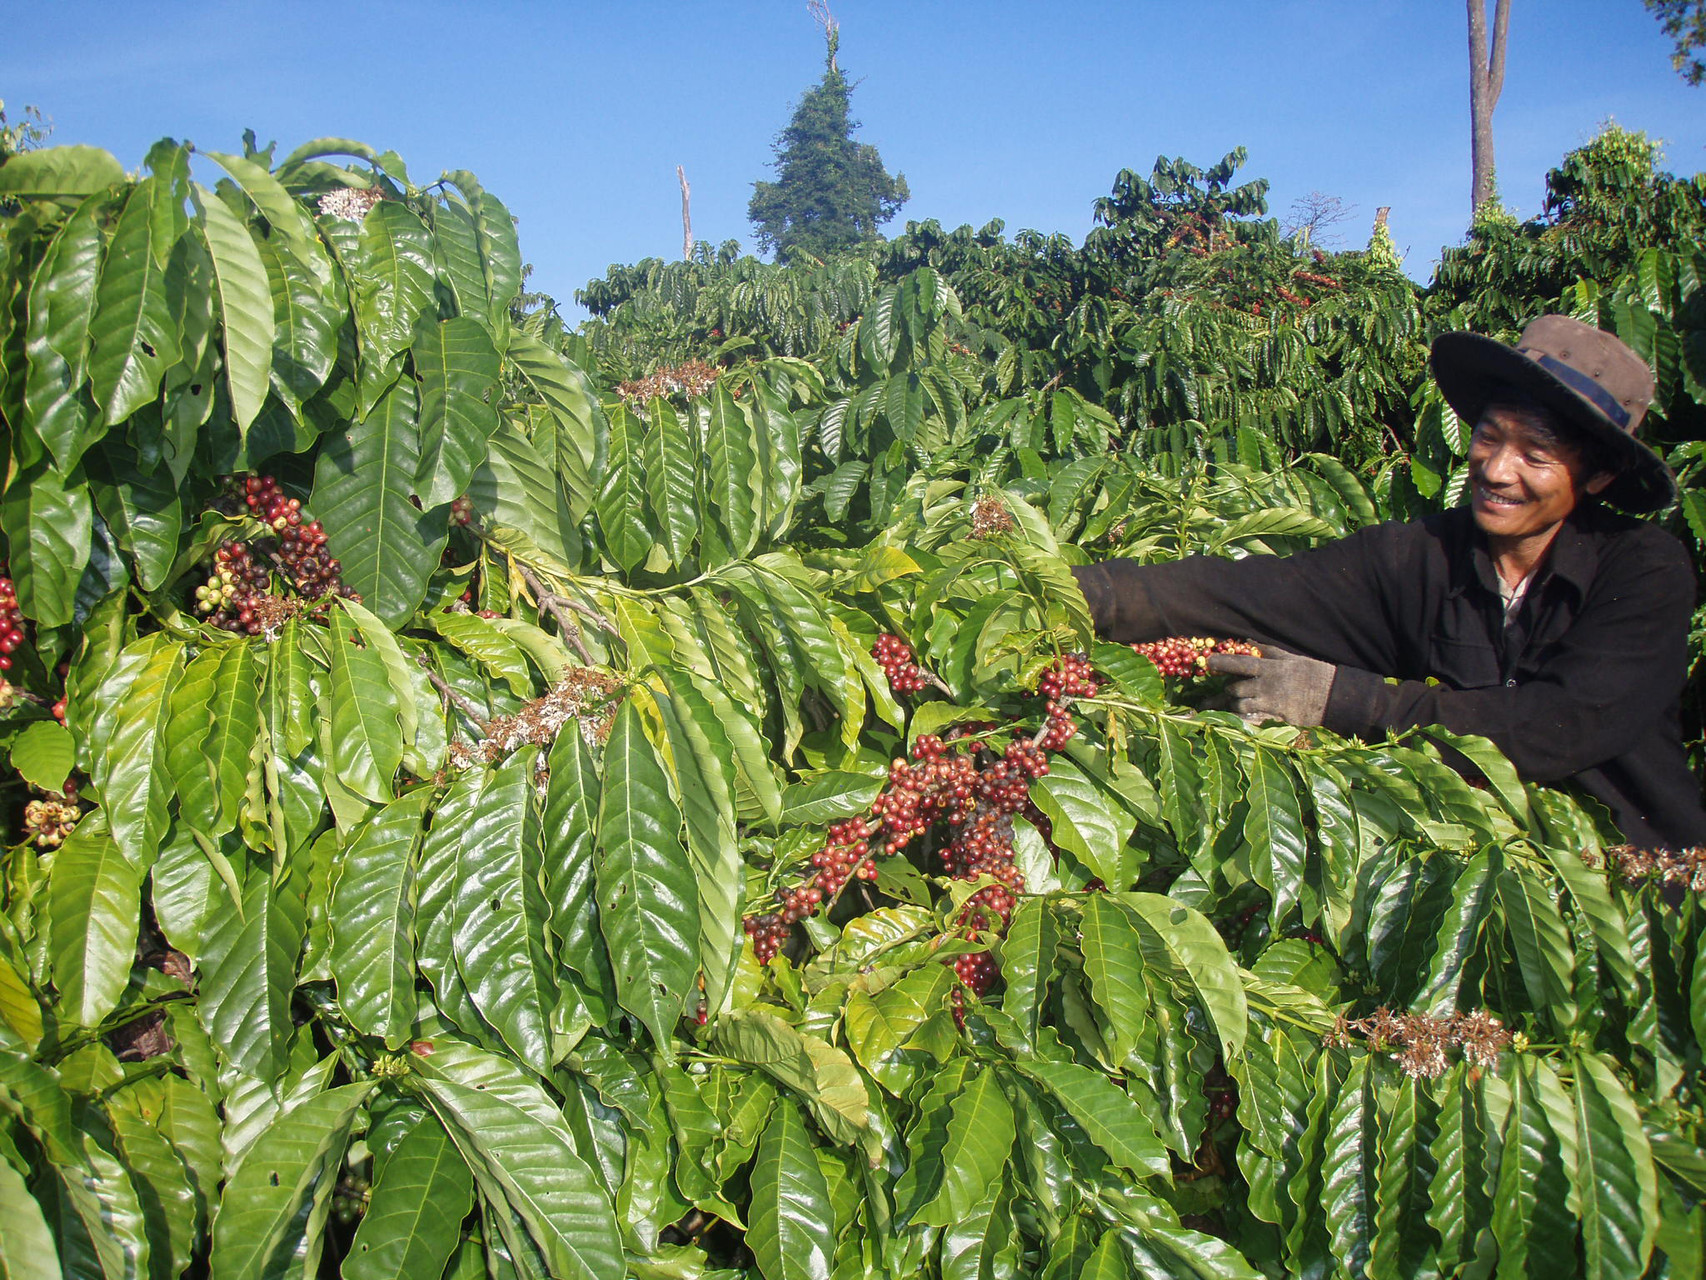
[7,2,1704,319]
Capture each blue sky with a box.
[7,2,1704,318]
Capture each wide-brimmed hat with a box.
[1431,315,1675,512]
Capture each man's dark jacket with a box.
[1071,504,1706,849]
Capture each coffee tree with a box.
[0,131,1703,1280]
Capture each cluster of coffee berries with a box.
[451,496,475,526]
[872,634,930,694]
[1130,636,1262,677]
[197,477,354,632]
[952,949,1000,997]
[24,778,80,848]
[1036,654,1099,750]
[0,572,26,673]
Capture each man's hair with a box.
[1480,384,1622,480]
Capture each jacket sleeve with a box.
[1071,522,1414,675]
[1322,527,1697,782]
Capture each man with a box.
[1071,315,1706,850]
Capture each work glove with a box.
[1204,645,1336,727]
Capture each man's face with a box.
[1467,405,1612,544]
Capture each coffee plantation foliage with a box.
[0,125,1705,1280]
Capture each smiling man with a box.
[1072,315,1706,850]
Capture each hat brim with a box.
[1430,331,1676,513]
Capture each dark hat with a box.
[1430,315,1675,512]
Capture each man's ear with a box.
[1584,471,1615,496]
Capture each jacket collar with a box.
[1445,504,1603,602]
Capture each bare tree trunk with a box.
[678,165,692,261]
[1467,0,1511,214]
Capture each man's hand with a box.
[1204,645,1336,727]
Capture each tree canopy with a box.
[747,35,909,264]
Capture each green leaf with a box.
[1429,1064,1497,1277]
[505,332,602,524]
[415,1065,623,1280]
[596,699,697,1060]
[641,397,701,568]
[706,384,759,557]
[844,964,954,1094]
[344,1113,475,1280]
[313,377,447,627]
[108,1085,200,1280]
[93,634,181,859]
[48,814,142,1028]
[208,1081,371,1280]
[1031,753,1135,890]
[0,1150,59,1280]
[192,183,274,434]
[452,750,556,1074]
[350,200,437,401]
[780,770,885,826]
[648,670,742,1016]
[919,1068,1015,1228]
[1081,895,1151,1065]
[86,437,182,592]
[1493,1057,1578,1280]
[594,401,654,574]
[197,860,307,1081]
[414,317,501,508]
[1241,747,1308,927]
[330,789,430,1048]
[1120,892,1248,1060]
[748,1099,835,1280]
[1573,1051,1658,1280]
[429,610,532,698]
[1498,865,1579,1032]
[23,189,106,473]
[0,143,124,197]
[9,720,74,792]
[1014,1054,1169,1179]
[88,177,181,423]
[327,613,404,803]
[1000,898,1060,1040]
[253,228,339,417]
[712,1008,869,1145]
[0,461,92,627]
[339,597,422,773]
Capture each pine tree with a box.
[748,6,908,264]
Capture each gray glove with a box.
[1204,645,1336,727]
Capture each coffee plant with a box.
[0,123,1704,1280]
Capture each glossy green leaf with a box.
[9,719,74,793]
[1121,892,1248,1060]
[919,1068,1015,1228]
[0,143,123,196]
[327,612,403,803]
[1573,1051,1658,1280]
[0,460,92,627]
[594,401,654,573]
[1493,1058,1578,1280]
[93,634,181,859]
[416,1068,623,1280]
[596,699,697,1060]
[1000,897,1060,1040]
[1082,895,1150,1065]
[351,199,436,394]
[1030,753,1134,888]
[313,377,446,626]
[208,1081,371,1280]
[452,750,556,1073]
[1014,1054,1169,1179]
[192,182,274,433]
[429,610,532,697]
[89,177,181,423]
[706,384,759,557]
[1499,865,1579,1032]
[649,669,742,1015]
[1242,747,1308,926]
[196,861,307,1081]
[504,331,602,524]
[414,317,501,508]
[48,814,142,1028]
[252,226,338,415]
[747,1098,835,1280]
[641,396,701,567]
[23,189,106,473]
[712,1008,869,1145]
[0,1151,59,1280]
[330,789,430,1048]
[344,1113,475,1280]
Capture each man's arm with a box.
[1071,522,1416,676]
[1323,529,1696,782]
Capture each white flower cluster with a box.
[316,187,385,222]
